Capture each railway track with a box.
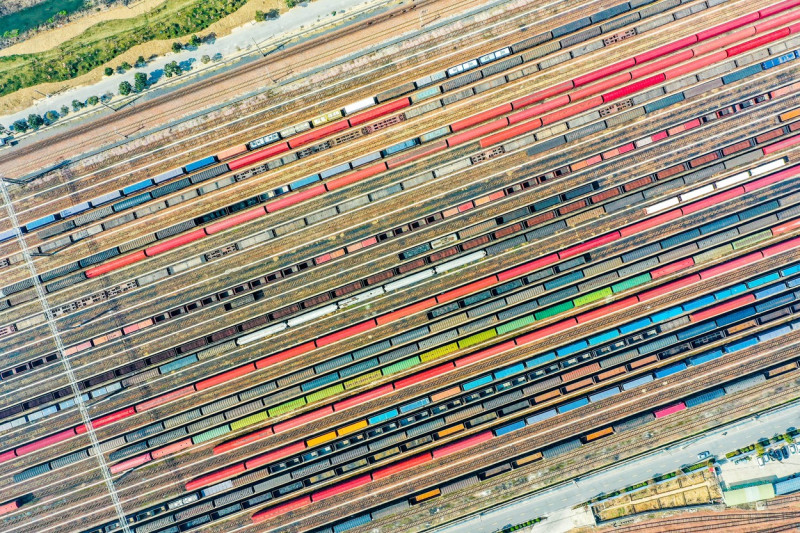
[0,0,510,177]
[5,1,800,531]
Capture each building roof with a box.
[723,483,775,506]
[775,476,800,496]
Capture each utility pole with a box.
[252,37,267,56]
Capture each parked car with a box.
[790,444,797,454]
[782,447,790,460]
[757,456,765,467]
[698,451,711,460]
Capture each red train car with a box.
[186,463,245,490]
[251,496,311,522]
[228,143,290,171]
[312,474,371,501]
[432,431,492,458]
[245,441,306,469]
[333,384,393,411]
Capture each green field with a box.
[0,0,247,97]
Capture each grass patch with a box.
[0,0,247,97]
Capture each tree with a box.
[12,119,28,133]
[72,99,83,111]
[104,67,113,76]
[44,110,59,123]
[755,442,765,456]
[134,72,147,91]
[120,61,132,71]
[118,81,133,95]
[60,105,69,116]
[255,9,279,21]
[164,61,182,77]
[285,0,297,7]
[27,114,44,130]
[190,34,201,46]
[136,55,146,67]
[200,54,211,64]
[172,41,182,53]
[87,95,99,106]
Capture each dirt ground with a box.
[594,471,717,521]
[595,510,800,533]
[0,0,285,114]
[683,486,712,506]
[0,0,168,57]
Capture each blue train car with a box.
[184,156,218,173]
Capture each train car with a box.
[60,202,91,218]
[447,59,479,77]
[24,214,58,232]
[184,155,218,173]
[653,402,687,418]
[0,499,18,516]
[153,167,185,184]
[583,427,614,442]
[247,131,282,150]
[122,179,153,195]
[411,488,441,504]
[512,451,543,467]
[7,44,800,486]
[343,97,377,115]
[478,47,511,65]
[216,144,248,160]
[312,110,343,127]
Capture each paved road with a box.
[435,399,800,533]
[0,0,386,127]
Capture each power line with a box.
[0,179,132,533]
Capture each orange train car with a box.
[583,427,614,443]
